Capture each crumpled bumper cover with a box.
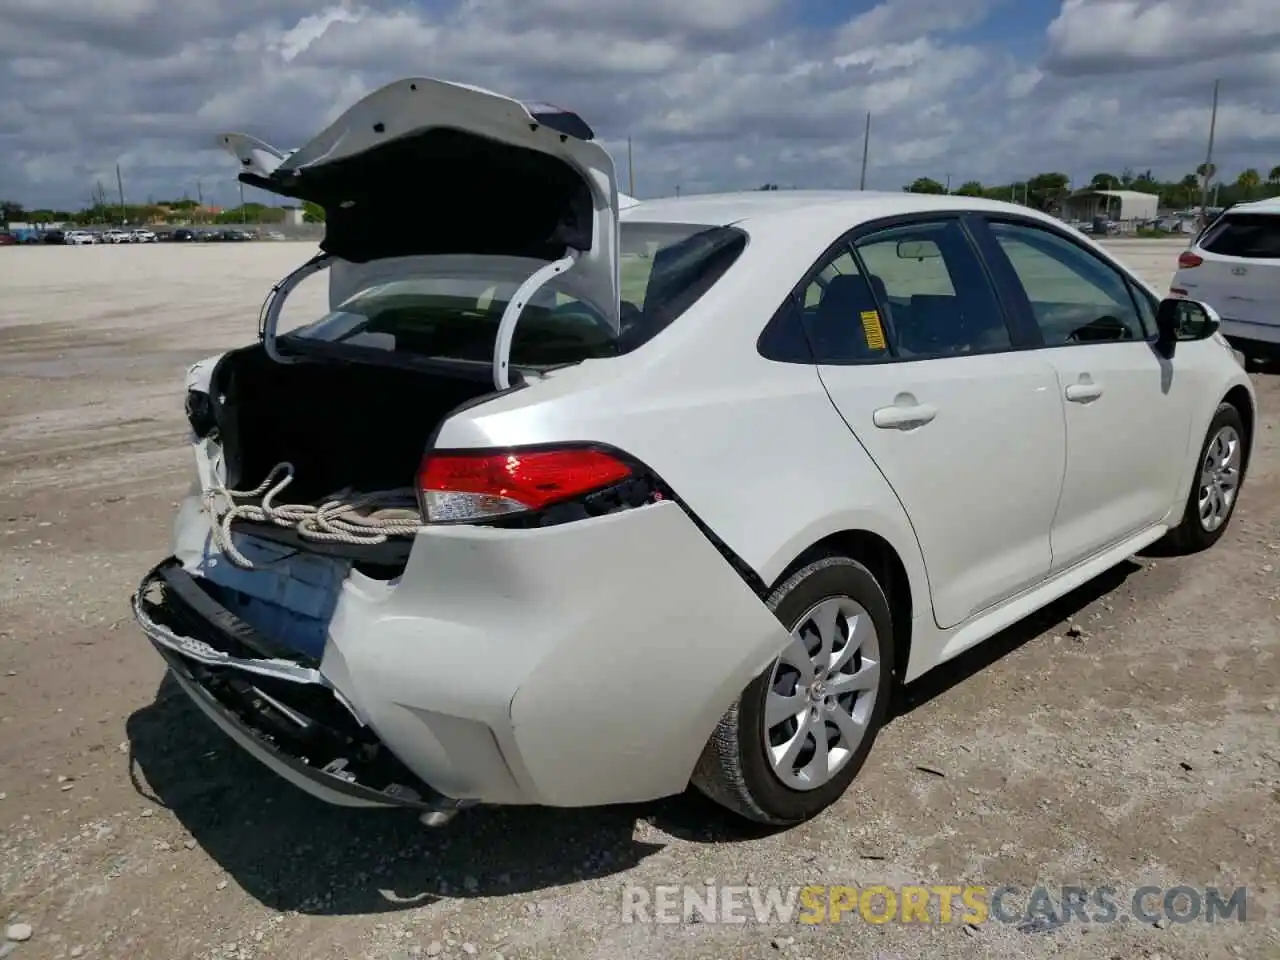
[138,499,792,809]
[132,561,469,813]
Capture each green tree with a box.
[1196,162,1216,182]
[302,200,325,223]
[903,177,946,194]
[1026,172,1070,211]
[954,180,985,197]
[1237,167,1261,198]
[1268,166,1280,187]
[1119,167,1134,187]
[1131,170,1161,194]
[0,199,26,221]
[1089,173,1119,190]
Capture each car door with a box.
[803,215,1067,630]
[977,218,1195,572]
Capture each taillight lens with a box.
[418,447,633,522]
[1178,251,1203,268]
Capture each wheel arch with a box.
[1222,383,1255,473]
[770,529,918,686]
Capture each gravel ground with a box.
[0,240,1277,960]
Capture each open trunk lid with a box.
[217,78,621,355]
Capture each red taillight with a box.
[1178,251,1203,268]
[418,447,633,522]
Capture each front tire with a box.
[692,555,894,826]
[1162,402,1247,553]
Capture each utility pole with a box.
[627,136,635,197]
[945,173,951,194]
[859,112,871,190]
[239,180,247,224]
[675,184,681,198]
[1199,78,1220,221]
[116,163,126,225]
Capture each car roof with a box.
[620,189,1059,231]
[1218,197,1280,216]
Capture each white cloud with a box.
[274,3,365,63]
[1,0,1279,210]
[1045,0,1280,73]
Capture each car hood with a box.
[218,77,621,334]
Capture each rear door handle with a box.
[872,403,937,430]
[1064,382,1103,403]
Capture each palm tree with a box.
[1196,162,1216,182]
[1237,168,1261,199]
[1269,166,1280,186]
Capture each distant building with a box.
[281,206,306,226]
[1062,189,1160,223]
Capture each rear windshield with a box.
[1200,214,1280,259]
[283,221,746,367]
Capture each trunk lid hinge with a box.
[491,252,578,390]
[260,253,333,363]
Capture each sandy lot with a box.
[0,240,1276,960]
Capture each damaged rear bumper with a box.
[136,498,792,811]
[132,562,471,814]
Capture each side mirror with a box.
[1154,298,1220,359]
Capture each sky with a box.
[2,0,1280,210]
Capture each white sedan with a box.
[132,77,1255,828]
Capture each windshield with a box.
[283,221,746,367]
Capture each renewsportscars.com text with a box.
[621,884,1248,927]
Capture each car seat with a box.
[808,274,888,360]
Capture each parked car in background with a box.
[133,77,1257,830]
[130,229,159,243]
[103,229,130,244]
[41,230,66,244]
[0,232,17,246]
[169,228,197,242]
[1172,196,1280,366]
[64,230,95,245]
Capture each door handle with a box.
[872,403,937,430]
[1064,382,1103,403]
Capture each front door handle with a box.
[1065,382,1103,403]
[872,402,937,430]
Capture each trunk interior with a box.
[210,345,495,503]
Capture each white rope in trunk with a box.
[203,461,423,569]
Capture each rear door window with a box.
[1200,214,1280,259]
[794,219,1013,363]
[851,220,1012,360]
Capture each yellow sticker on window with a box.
[860,310,887,351]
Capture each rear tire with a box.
[692,555,894,826]
[1161,402,1247,554]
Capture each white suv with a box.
[131,77,1256,828]
[1172,198,1280,365]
